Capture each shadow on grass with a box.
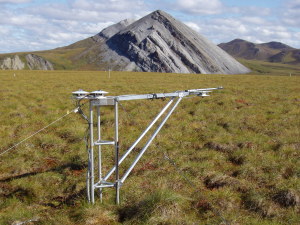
[118,191,174,223]
[118,197,158,223]
[42,188,87,208]
[0,162,87,183]
[0,161,87,207]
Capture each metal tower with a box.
[72,87,222,204]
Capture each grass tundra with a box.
[0,65,299,224]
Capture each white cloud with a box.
[7,14,47,26]
[0,0,31,3]
[228,6,272,17]
[71,0,146,12]
[282,0,300,27]
[25,1,147,22]
[0,26,11,35]
[241,17,268,25]
[191,16,296,48]
[286,0,300,8]
[0,0,151,53]
[176,0,223,15]
[0,0,300,53]
[184,22,201,32]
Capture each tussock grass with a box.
[0,69,299,224]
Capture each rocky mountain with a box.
[219,39,300,65]
[0,10,250,74]
[0,54,53,70]
[71,10,250,74]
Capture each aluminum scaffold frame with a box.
[72,87,222,204]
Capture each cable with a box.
[74,98,92,202]
[0,107,79,157]
[76,98,89,122]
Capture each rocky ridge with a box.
[26,54,54,70]
[0,54,53,70]
[0,55,25,70]
[94,10,250,74]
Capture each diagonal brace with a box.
[100,97,176,183]
[120,96,183,183]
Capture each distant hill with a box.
[0,10,250,74]
[0,54,53,70]
[218,39,300,65]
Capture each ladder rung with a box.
[94,181,115,188]
[94,140,115,145]
[94,184,115,188]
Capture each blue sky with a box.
[0,0,299,53]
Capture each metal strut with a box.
[73,87,222,204]
[121,96,183,183]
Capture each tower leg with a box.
[86,159,91,202]
[90,102,95,204]
[97,106,103,202]
[114,100,120,204]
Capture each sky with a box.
[0,0,299,53]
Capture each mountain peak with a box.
[231,39,247,42]
[97,18,136,40]
[260,41,293,50]
[219,39,300,64]
[152,9,167,15]
[149,9,171,18]
[102,10,250,74]
[228,39,253,44]
[54,10,251,74]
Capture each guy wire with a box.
[0,107,79,157]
